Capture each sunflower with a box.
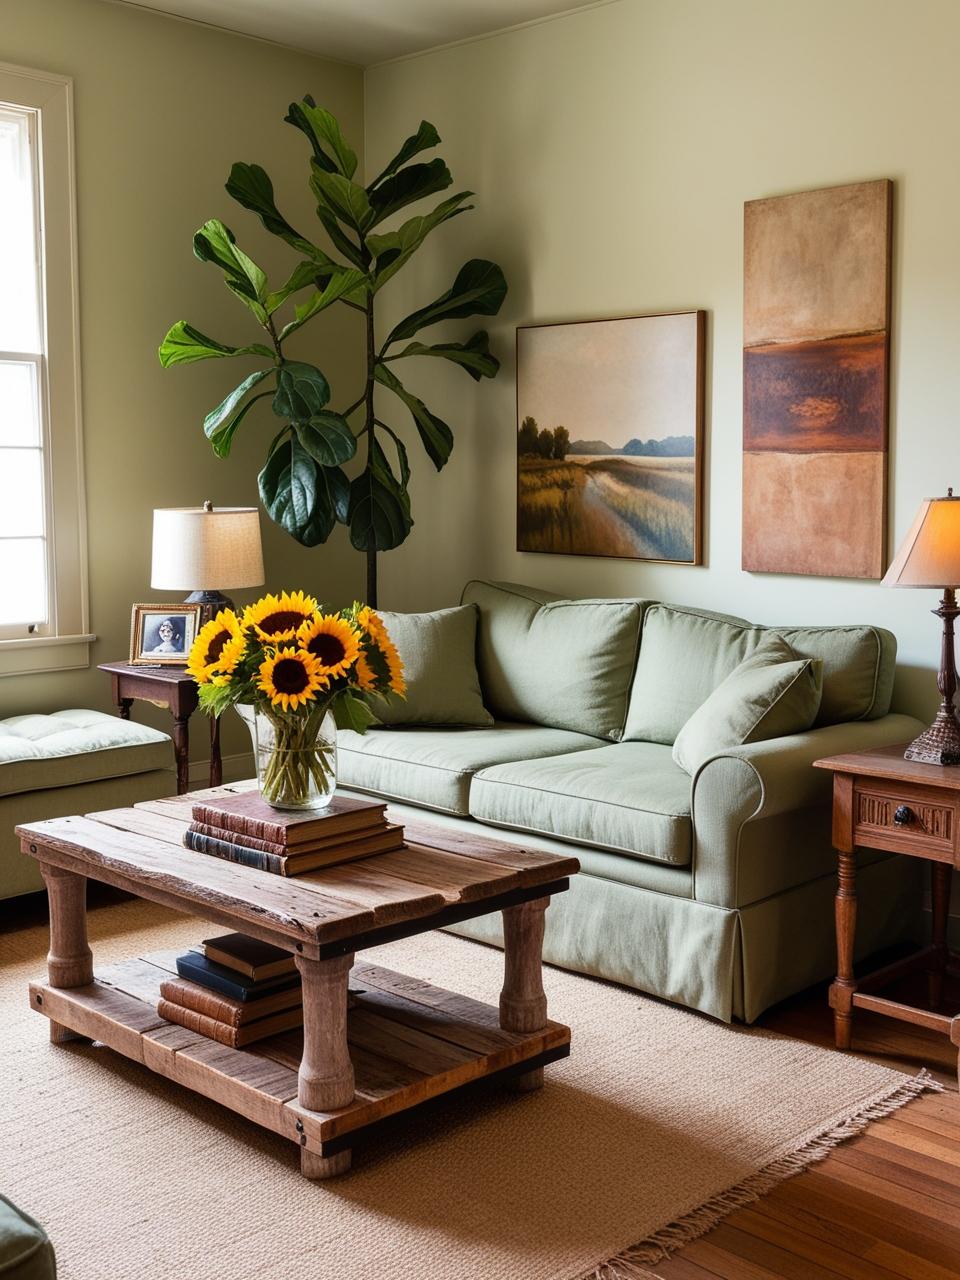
[353,651,378,692]
[297,613,361,679]
[187,610,244,685]
[243,590,319,643]
[257,647,328,712]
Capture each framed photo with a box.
[129,603,201,666]
[516,310,705,564]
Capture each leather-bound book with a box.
[160,976,303,1028]
[157,998,304,1047]
[190,792,387,847]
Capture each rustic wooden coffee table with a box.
[18,784,577,1178]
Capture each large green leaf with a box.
[368,120,440,189]
[314,205,366,268]
[278,267,368,339]
[367,159,452,228]
[258,436,336,546]
[158,321,273,367]
[204,369,273,437]
[374,363,454,470]
[273,361,331,420]
[209,391,272,459]
[347,464,411,551]
[367,192,473,292]
[265,260,327,314]
[226,163,321,259]
[375,422,411,489]
[288,101,357,179]
[388,330,499,381]
[310,166,373,234]
[293,411,356,466]
[385,259,507,345]
[192,219,269,315]
[320,462,351,524]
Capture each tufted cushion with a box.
[0,710,173,797]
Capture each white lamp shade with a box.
[151,506,265,591]
[883,493,960,588]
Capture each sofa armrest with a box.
[690,713,925,907]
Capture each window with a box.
[0,65,90,676]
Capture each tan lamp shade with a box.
[882,492,960,588]
[150,505,265,591]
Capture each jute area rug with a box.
[0,900,937,1280]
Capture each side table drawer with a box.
[853,779,958,858]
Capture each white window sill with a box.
[0,632,95,676]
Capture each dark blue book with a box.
[175,951,301,1003]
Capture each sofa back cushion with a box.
[625,603,896,743]
[460,580,649,740]
[373,605,493,727]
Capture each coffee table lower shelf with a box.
[29,951,570,1168]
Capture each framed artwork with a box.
[742,179,892,578]
[129,603,201,666]
[516,311,705,564]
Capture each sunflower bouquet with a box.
[186,591,405,810]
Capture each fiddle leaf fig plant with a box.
[159,97,507,605]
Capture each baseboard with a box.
[187,751,254,789]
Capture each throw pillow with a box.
[372,605,494,727]
[672,634,823,774]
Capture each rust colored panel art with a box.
[743,333,888,452]
[742,451,885,579]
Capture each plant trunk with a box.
[364,292,378,608]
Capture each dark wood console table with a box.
[99,662,221,795]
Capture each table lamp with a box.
[151,501,264,624]
[883,487,960,765]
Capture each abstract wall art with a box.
[742,180,892,578]
[516,311,704,564]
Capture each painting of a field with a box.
[516,312,704,563]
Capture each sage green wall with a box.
[364,0,960,724]
[1,0,365,770]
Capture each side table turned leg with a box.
[41,863,93,1045]
[829,850,858,1050]
[500,897,549,1092]
[172,715,190,795]
[295,952,355,1178]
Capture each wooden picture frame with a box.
[516,311,705,564]
[129,603,201,666]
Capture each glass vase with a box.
[236,703,337,811]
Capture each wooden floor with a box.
[5,891,959,1277]
[658,968,960,1280]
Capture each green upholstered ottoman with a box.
[0,1195,55,1279]
[1,710,175,900]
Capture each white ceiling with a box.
[117,0,604,66]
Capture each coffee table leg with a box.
[41,863,93,1045]
[295,952,355,1178]
[500,897,549,1092]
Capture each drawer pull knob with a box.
[893,805,913,826]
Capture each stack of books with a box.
[181,792,404,875]
[158,932,303,1048]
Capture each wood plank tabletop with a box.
[17,781,579,950]
[813,743,960,790]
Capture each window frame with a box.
[0,63,92,677]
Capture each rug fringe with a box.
[576,1068,943,1280]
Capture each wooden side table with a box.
[814,744,960,1082]
[99,662,221,795]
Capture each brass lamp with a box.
[883,488,960,765]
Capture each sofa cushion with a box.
[336,722,604,815]
[0,710,173,798]
[372,605,493,727]
[0,1194,56,1279]
[672,636,823,774]
[470,741,692,865]
[461,580,649,740]
[625,604,897,743]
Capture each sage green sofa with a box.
[1,710,175,899]
[338,581,925,1023]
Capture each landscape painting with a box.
[742,180,892,578]
[516,312,704,563]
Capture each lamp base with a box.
[904,705,960,767]
[185,590,236,627]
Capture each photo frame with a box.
[129,603,202,666]
[516,311,705,564]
